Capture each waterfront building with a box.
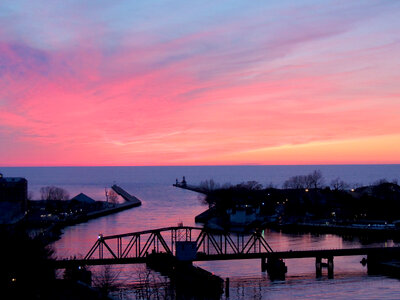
[0,173,28,224]
[227,204,260,226]
[71,193,96,204]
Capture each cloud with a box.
[0,0,400,165]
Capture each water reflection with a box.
[50,180,400,299]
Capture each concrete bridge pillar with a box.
[327,257,334,279]
[315,257,322,278]
[261,257,267,272]
[316,256,334,278]
[225,278,230,298]
[265,257,287,280]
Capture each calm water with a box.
[2,165,400,299]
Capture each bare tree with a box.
[92,265,121,296]
[134,266,173,299]
[330,177,349,191]
[373,178,388,186]
[283,170,325,189]
[107,189,119,204]
[200,179,220,192]
[307,170,325,189]
[236,181,263,190]
[283,175,307,189]
[27,191,34,200]
[40,186,69,201]
[265,182,277,189]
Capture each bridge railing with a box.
[84,226,273,260]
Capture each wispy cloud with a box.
[0,0,399,165]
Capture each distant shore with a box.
[26,185,142,243]
[271,221,400,238]
[175,174,400,237]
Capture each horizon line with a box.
[1,163,400,168]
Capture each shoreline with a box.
[28,199,142,244]
[270,222,400,238]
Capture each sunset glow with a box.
[1,1,400,166]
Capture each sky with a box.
[0,0,400,166]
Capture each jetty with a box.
[85,201,139,220]
[26,185,142,243]
[173,176,209,194]
[111,184,142,206]
[65,185,141,223]
[78,185,142,221]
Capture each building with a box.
[227,204,260,226]
[0,173,28,224]
[71,193,96,204]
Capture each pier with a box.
[173,177,209,194]
[111,184,142,206]
[66,185,141,223]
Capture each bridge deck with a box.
[54,246,400,269]
[195,247,400,260]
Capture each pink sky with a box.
[1,1,400,166]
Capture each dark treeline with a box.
[0,226,55,299]
[201,171,400,222]
[0,224,120,299]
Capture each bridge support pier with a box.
[265,257,287,280]
[261,257,267,272]
[327,257,334,279]
[316,257,322,277]
[225,278,230,297]
[315,257,334,278]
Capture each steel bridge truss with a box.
[84,226,273,260]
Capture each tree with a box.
[283,170,325,189]
[306,170,325,189]
[199,179,219,192]
[107,189,119,204]
[330,177,349,191]
[236,181,263,190]
[283,175,306,189]
[265,182,277,189]
[0,228,55,298]
[40,186,69,201]
[373,178,388,186]
[92,265,121,296]
[27,191,34,200]
[134,266,173,299]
